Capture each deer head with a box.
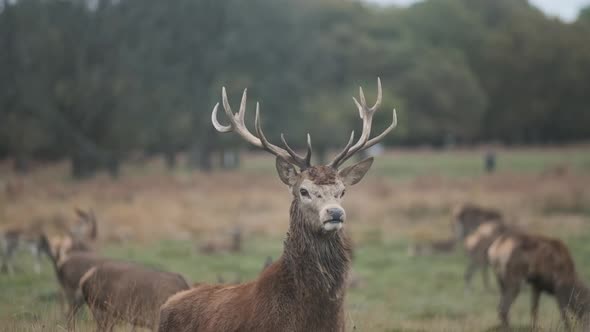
[72,208,98,241]
[212,78,397,234]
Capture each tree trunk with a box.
[13,154,30,174]
[219,148,240,170]
[107,154,121,179]
[188,126,215,171]
[71,151,99,179]
[164,150,177,170]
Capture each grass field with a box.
[1,146,589,331]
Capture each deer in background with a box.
[0,208,97,274]
[40,209,99,328]
[407,237,456,257]
[158,78,397,332]
[199,226,242,254]
[488,232,590,330]
[453,203,506,291]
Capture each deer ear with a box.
[275,157,299,186]
[339,157,374,186]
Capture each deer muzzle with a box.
[321,205,346,231]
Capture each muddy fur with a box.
[81,260,189,331]
[488,232,590,330]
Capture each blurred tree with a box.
[0,0,589,177]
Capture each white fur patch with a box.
[322,222,343,232]
[488,236,517,276]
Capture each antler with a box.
[328,78,397,169]
[212,87,312,169]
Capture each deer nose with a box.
[327,208,344,222]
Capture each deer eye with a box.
[300,188,310,198]
[340,190,346,198]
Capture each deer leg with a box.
[498,282,520,330]
[530,287,541,330]
[92,308,115,332]
[56,289,67,318]
[29,243,41,274]
[481,262,492,292]
[0,237,6,274]
[0,253,7,274]
[66,291,85,330]
[464,260,478,292]
[556,294,572,331]
[2,243,17,275]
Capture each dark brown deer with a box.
[488,232,590,330]
[453,203,505,291]
[158,78,397,332]
[80,260,190,331]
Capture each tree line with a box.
[1,0,589,177]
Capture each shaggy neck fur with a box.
[282,199,352,302]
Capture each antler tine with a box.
[359,86,367,113]
[280,133,312,169]
[372,77,383,111]
[328,131,355,168]
[212,87,310,169]
[211,103,232,132]
[238,88,247,122]
[304,133,312,166]
[330,77,396,168]
[361,108,397,152]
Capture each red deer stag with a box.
[488,232,590,330]
[158,78,397,332]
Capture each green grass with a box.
[2,232,590,331]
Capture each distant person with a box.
[484,151,496,173]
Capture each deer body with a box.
[161,198,352,332]
[1,209,97,274]
[159,79,397,331]
[488,232,590,329]
[81,260,190,331]
[51,252,106,326]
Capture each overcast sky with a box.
[365,0,590,22]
